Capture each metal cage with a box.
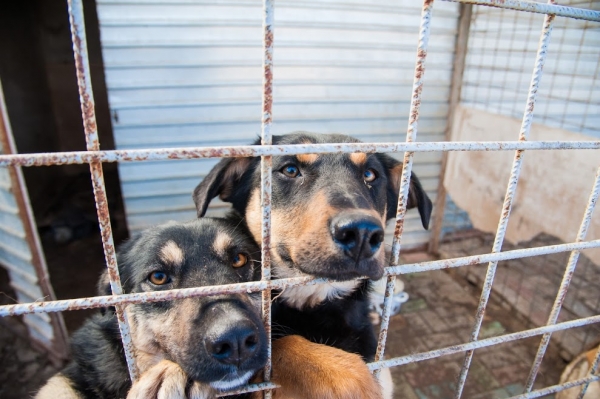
[0,0,599,398]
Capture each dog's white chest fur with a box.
[279,279,360,308]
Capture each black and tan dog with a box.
[36,217,267,398]
[36,217,383,399]
[194,132,433,394]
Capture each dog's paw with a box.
[271,335,384,399]
[127,360,213,399]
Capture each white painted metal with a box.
[95,0,460,248]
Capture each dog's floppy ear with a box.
[376,153,433,230]
[97,270,112,297]
[193,157,254,217]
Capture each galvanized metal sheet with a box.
[95,0,461,247]
[0,166,54,346]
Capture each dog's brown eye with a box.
[364,168,377,183]
[149,271,170,285]
[281,164,300,178]
[232,253,248,268]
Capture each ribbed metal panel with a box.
[96,0,460,248]
[462,0,600,138]
[0,153,54,346]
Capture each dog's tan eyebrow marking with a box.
[349,152,367,165]
[159,240,185,266]
[212,232,232,256]
[296,153,319,164]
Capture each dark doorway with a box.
[0,0,128,332]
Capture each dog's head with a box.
[99,218,267,391]
[193,132,432,287]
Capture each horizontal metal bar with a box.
[0,275,323,317]
[442,0,600,22]
[367,314,600,370]
[385,239,600,274]
[0,141,598,167]
[216,382,280,398]
[509,376,600,399]
[2,239,598,317]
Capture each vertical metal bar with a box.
[525,166,600,392]
[374,0,435,378]
[260,0,274,397]
[577,345,600,399]
[0,81,70,364]
[454,5,556,398]
[67,0,138,380]
[428,3,473,254]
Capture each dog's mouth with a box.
[209,370,255,392]
[278,245,385,281]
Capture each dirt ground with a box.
[0,230,580,398]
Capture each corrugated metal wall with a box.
[0,87,68,360]
[96,0,460,248]
[0,167,53,344]
[461,0,600,139]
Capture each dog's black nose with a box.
[206,321,260,366]
[331,214,384,261]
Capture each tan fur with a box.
[126,300,198,374]
[212,232,232,256]
[349,152,367,165]
[388,163,403,194]
[159,240,185,266]
[296,153,319,164]
[35,374,84,399]
[557,345,600,399]
[127,360,213,399]
[254,335,383,399]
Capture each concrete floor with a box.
[383,250,565,399]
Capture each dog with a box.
[194,132,433,395]
[556,344,600,399]
[36,217,267,398]
[36,217,383,399]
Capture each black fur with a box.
[193,132,433,361]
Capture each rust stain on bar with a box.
[0,141,599,167]
[68,0,138,380]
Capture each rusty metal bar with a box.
[368,315,600,371]
[428,3,473,255]
[454,6,556,397]
[442,0,600,22]
[0,141,598,168]
[509,376,600,399]
[2,239,599,318]
[374,0,435,376]
[525,166,600,391]
[386,239,600,275]
[259,0,274,396]
[217,382,280,398]
[67,0,138,380]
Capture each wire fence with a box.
[0,0,599,398]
